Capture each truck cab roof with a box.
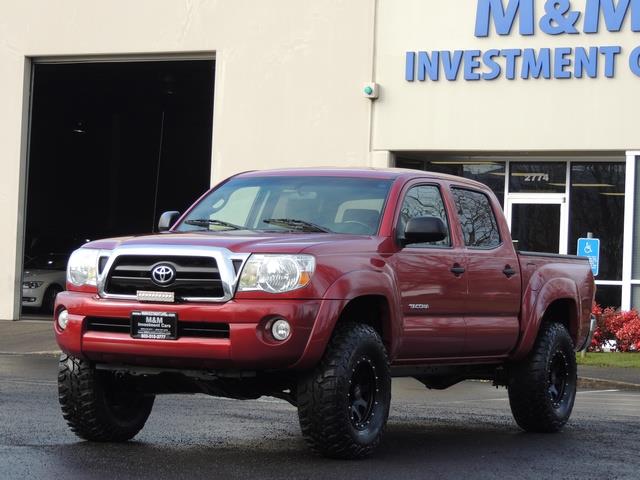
[234,167,489,191]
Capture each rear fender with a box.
[291,270,401,370]
[513,277,579,360]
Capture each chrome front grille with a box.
[98,245,249,303]
[105,255,224,299]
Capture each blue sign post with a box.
[577,238,600,277]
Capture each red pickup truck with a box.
[54,168,595,459]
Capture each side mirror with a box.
[403,216,447,246]
[158,211,181,232]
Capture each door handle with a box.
[450,264,466,276]
[503,265,517,278]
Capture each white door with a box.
[505,194,568,254]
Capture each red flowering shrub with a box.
[615,312,640,352]
[589,304,640,352]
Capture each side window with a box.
[451,188,501,248]
[398,185,450,247]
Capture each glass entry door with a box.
[506,195,568,254]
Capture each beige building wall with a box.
[373,0,640,152]
[3,0,638,319]
[0,0,377,319]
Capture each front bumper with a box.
[54,291,340,370]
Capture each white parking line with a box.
[1,379,56,386]
[577,389,620,394]
[578,393,640,398]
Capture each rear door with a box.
[393,182,468,360]
[450,187,521,356]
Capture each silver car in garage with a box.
[22,254,67,313]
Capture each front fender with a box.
[512,277,579,360]
[291,270,401,369]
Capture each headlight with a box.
[67,248,100,287]
[23,281,44,289]
[238,254,315,294]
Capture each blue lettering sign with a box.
[405,52,416,81]
[574,46,599,78]
[404,1,637,83]
[554,47,573,78]
[502,49,522,79]
[475,0,535,37]
[629,45,640,75]
[464,50,482,80]
[405,46,625,82]
[540,0,581,35]
[442,50,464,81]
[584,0,640,33]
[418,51,439,81]
[482,49,503,79]
[601,45,622,77]
[521,48,552,78]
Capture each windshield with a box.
[176,176,393,235]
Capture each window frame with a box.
[394,182,453,250]
[450,186,503,251]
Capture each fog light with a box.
[271,319,291,341]
[57,309,69,330]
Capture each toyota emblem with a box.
[151,264,176,286]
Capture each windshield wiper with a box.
[262,218,333,233]
[184,218,246,230]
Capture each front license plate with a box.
[131,311,178,340]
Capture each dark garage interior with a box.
[22,59,215,315]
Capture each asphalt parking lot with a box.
[1,353,639,480]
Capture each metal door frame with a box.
[505,193,568,255]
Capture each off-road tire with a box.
[58,354,155,441]
[508,322,577,433]
[297,322,391,459]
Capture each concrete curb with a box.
[578,376,640,391]
[1,349,638,391]
[0,351,60,356]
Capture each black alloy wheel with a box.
[349,357,379,430]
[548,350,569,408]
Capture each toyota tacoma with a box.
[54,168,596,458]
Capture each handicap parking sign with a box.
[577,238,600,277]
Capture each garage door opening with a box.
[22,59,215,317]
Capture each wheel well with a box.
[542,298,578,344]
[337,295,391,350]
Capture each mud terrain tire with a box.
[297,322,391,459]
[58,354,154,441]
[508,322,577,433]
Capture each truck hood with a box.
[82,231,377,255]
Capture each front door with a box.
[505,194,568,254]
[393,183,468,360]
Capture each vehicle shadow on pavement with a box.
[36,417,628,480]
